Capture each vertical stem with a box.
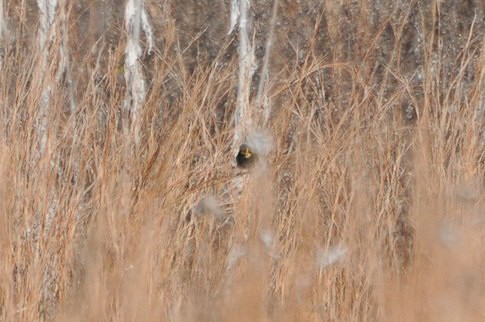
[36,0,59,156]
[233,0,254,152]
[124,0,144,146]
[124,0,153,147]
[0,0,5,66]
[256,0,278,125]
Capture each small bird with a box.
[236,144,257,169]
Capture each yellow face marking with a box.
[243,147,252,158]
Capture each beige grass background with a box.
[1,0,485,321]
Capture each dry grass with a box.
[0,1,485,321]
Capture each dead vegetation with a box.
[0,0,485,321]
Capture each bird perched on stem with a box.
[236,144,257,169]
[235,130,274,170]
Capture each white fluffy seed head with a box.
[246,129,274,156]
[316,244,348,269]
[194,195,225,218]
